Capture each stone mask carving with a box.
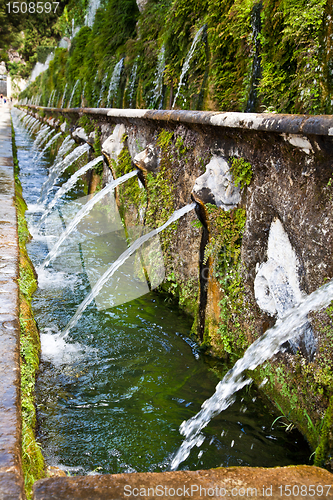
[192,155,241,210]
[133,144,158,172]
[102,123,126,160]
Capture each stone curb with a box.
[0,107,25,499]
[33,466,333,500]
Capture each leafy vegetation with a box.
[17,0,332,114]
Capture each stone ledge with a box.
[25,106,333,137]
[33,466,333,500]
[0,107,25,499]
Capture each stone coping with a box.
[0,106,25,499]
[33,466,333,500]
[25,105,333,136]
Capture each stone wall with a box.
[23,105,333,467]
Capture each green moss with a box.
[113,144,147,218]
[314,396,333,467]
[12,119,45,499]
[230,157,253,189]
[203,204,248,357]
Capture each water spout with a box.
[170,277,333,470]
[33,125,51,149]
[60,202,196,338]
[38,156,103,226]
[41,170,138,269]
[34,131,63,161]
[38,143,90,204]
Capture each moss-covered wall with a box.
[24,106,333,470]
[12,119,45,499]
[20,0,333,115]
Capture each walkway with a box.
[0,106,25,499]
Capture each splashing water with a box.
[38,156,103,227]
[38,143,90,204]
[68,80,80,108]
[34,131,63,161]
[172,25,206,109]
[41,170,138,269]
[33,125,51,149]
[54,135,75,165]
[60,202,196,338]
[30,119,41,134]
[38,128,56,150]
[26,116,37,132]
[170,277,333,470]
[107,58,124,107]
[150,46,165,109]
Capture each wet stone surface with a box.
[33,466,333,500]
[0,107,25,499]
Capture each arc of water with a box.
[33,126,50,149]
[36,128,55,150]
[27,118,38,133]
[60,202,196,338]
[25,115,35,129]
[41,170,139,270]
[170,278,333,471]
[30,119,41,134]
[38,143,90,203]
[34,131,63,161]
[38,156,103,227]
[53,135,75,166]
[172,25,206,109]
[68,80,80,108]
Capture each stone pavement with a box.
[0,106,25,499]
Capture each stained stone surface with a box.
[33,466,333,500]
[0,106,25,499]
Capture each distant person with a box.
[0,94,3,106]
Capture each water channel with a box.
[12,109,311,476]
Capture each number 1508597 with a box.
[6,2,59,14]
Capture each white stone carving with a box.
[254,217,316,358]
[102,124,126,160]
[192,155,241,210]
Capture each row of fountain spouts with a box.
[21,25,207,111]
[19,108,333,470]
